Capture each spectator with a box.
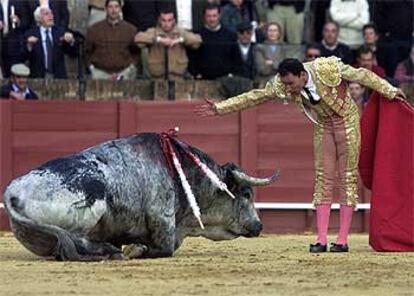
[329,0,369,49]
[394,46,414,85]
[254,22,286,85]
[0,64,38,100]
[266,0,305,45]
[318,21,353,64]
[233,21,256,80]
[122,0,159,32]
[348,81,365,114]
[0,0,31,77]
[304,44,321,62]
[220,0,259,35]
[135,9,202,80]
[362,23,384,66]
[354,46,385,78]
[192,0,221,33]
[190,3,238,80]
[27,0,70,29]
[25,5,76,79]
[88,0,106,27]
[86,0,139,80]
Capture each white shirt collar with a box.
[301,68,320,102]
[12,83,30,96]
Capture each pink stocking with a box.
[336,205,354,245]
[315,204,331,245]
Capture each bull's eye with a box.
[242,188,253,200]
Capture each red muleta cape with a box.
[359,92,414,251]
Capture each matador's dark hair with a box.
[278,58,306,77]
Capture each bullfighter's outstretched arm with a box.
[215,76,288,115]
[339,61,398,99]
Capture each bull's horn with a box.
[232,169,280,186]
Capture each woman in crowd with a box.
[254,22,286,86]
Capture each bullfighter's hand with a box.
[195,98,218,117]
[394,88,407,101]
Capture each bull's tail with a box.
[3,193,82,260]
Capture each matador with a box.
[197,57,406,253]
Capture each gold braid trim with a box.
[342,105,361,208]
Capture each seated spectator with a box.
[86,0,139,80]
[135,8,202,80]
[348,81,365,114]
[233,21,256,80]
[329,0,369,49]
[27,0,70,29]
[304,44,321,62]
[25,6,76,79]
[317,21,352,64]
[394,46,414,85]
[254,22,286,85]
[354,47,385,78]
[0,64,38,100]
[220,0,259,35]
[189,3,238,80]
[88,0,106,27]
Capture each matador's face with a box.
[280,72,307,96]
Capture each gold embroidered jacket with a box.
[215,57,398,117]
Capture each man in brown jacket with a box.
[86,0,138,80]
[135,8,202,81]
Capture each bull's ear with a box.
[221,162,240,187]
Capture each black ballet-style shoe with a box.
[309,243,327,253]
[329,243,349,252]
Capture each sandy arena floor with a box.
[0,232,413,296]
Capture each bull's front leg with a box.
[125,213,176,259]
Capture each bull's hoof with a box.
[122,244,148,259]
[109,252,129,260]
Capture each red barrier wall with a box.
[0,100,368,233]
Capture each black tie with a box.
[303,87,319,105]
[45,29,53,72]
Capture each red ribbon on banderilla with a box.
[160,127,236,229]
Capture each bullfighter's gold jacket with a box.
[215,57,397,117]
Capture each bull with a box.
[4,133,277,261]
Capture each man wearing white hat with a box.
[0,63,38,100]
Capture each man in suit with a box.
[0,63,38,100]
[0,0,32,77]
[25,5,75,79]
[197,56,406,253]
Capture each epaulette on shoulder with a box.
[314,57,342,87]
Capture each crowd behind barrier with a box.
[0,0,412,104]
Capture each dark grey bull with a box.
[4,133,277,261]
